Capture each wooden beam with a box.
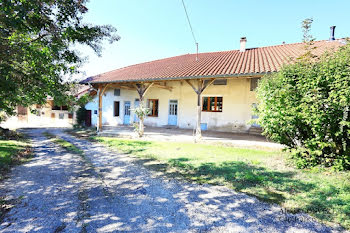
[201,78,216,93]
[132,82,154,137]
[185,80,200,94]
[108,83,130,89]
[142,82,154,96]
[119,85,135,90]
[153,83,172,91]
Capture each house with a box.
[82,36,344,134]
[1,85,91,129]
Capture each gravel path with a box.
[0,128,346,233]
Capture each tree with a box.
[0,0,120,117]
[256,42,350,170]
[132,104,150,137]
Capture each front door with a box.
[168,100,178,126]
[134,99,139,123]
[124,101,131,125]
[85,110,92,127]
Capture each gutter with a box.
[81,72,272,85]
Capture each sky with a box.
[74,0,350,80]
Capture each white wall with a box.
[85,77,258,133]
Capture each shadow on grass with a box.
[95,137,350,229]
[167,159,317,204]
[0,141,32,172]
[164,158,350,228]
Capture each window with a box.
[250,78,260,91]
[68,113,73,119]
[52,105,61,110]
[51,113,55,118]
[204,79,227,86]
[17,106,27,115]
[114,89,120,96]
[148,99,159,117]
[114,101,120,117]
[52,103,68,111]
[202,97,223,112]
[94,110,97,114]
[59,113,64,119]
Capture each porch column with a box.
[97,84,109,132]
[134,82,154,137]
[185,78,216,141]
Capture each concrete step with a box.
[249,126,263,135]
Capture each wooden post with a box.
[195,80,203,140]
[185,78,216,141]
[98,85,103,132]
[97,84,109,132]
[134,82,153,137]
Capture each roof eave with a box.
[84,72,272,85]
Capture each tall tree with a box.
[0,0,120,116]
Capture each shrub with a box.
[76,105,87,126]
[256,43,350,170]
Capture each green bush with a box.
[256,43,350,170]
[76,105,87,126]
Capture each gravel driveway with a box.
[0,128,345,233]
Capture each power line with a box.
[181,0,199,60]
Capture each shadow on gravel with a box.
[0,133,82,232]
[63,135,335,233]
[2,129,339,232]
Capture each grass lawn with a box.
[0,139,31,179]
[0,137,32,219]
[93,136,350,230]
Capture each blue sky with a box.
[75,0,349,80]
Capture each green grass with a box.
[44,132,83,154]
[0,140,31,176]
[93,136,350,230]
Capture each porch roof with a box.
[82,40,344,84]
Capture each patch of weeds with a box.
[0,136,32,180]
[44,132,83,155]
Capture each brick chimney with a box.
[240,37,247,52]
[329,26,336,41]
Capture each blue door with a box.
[168,100,178,126]
[134,99,139,123]
[124,101,131,125]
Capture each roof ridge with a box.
[91,40,341,78]
[81,38,344,84]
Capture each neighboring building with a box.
[82,37,345,133]
[1,100,74,129]
[1,85,91,129]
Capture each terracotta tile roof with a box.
[83,40,345,84]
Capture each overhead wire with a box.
[181,0,199,60]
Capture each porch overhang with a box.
[82,72,269,85]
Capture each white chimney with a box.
[240,37,247,52]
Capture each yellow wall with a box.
[85,77,259,133]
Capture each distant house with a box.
[1,85,91,129]
[82,37,344,134]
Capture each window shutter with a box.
[114,89,120,96]
[114,101,120,116]
[250,78,260,91]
